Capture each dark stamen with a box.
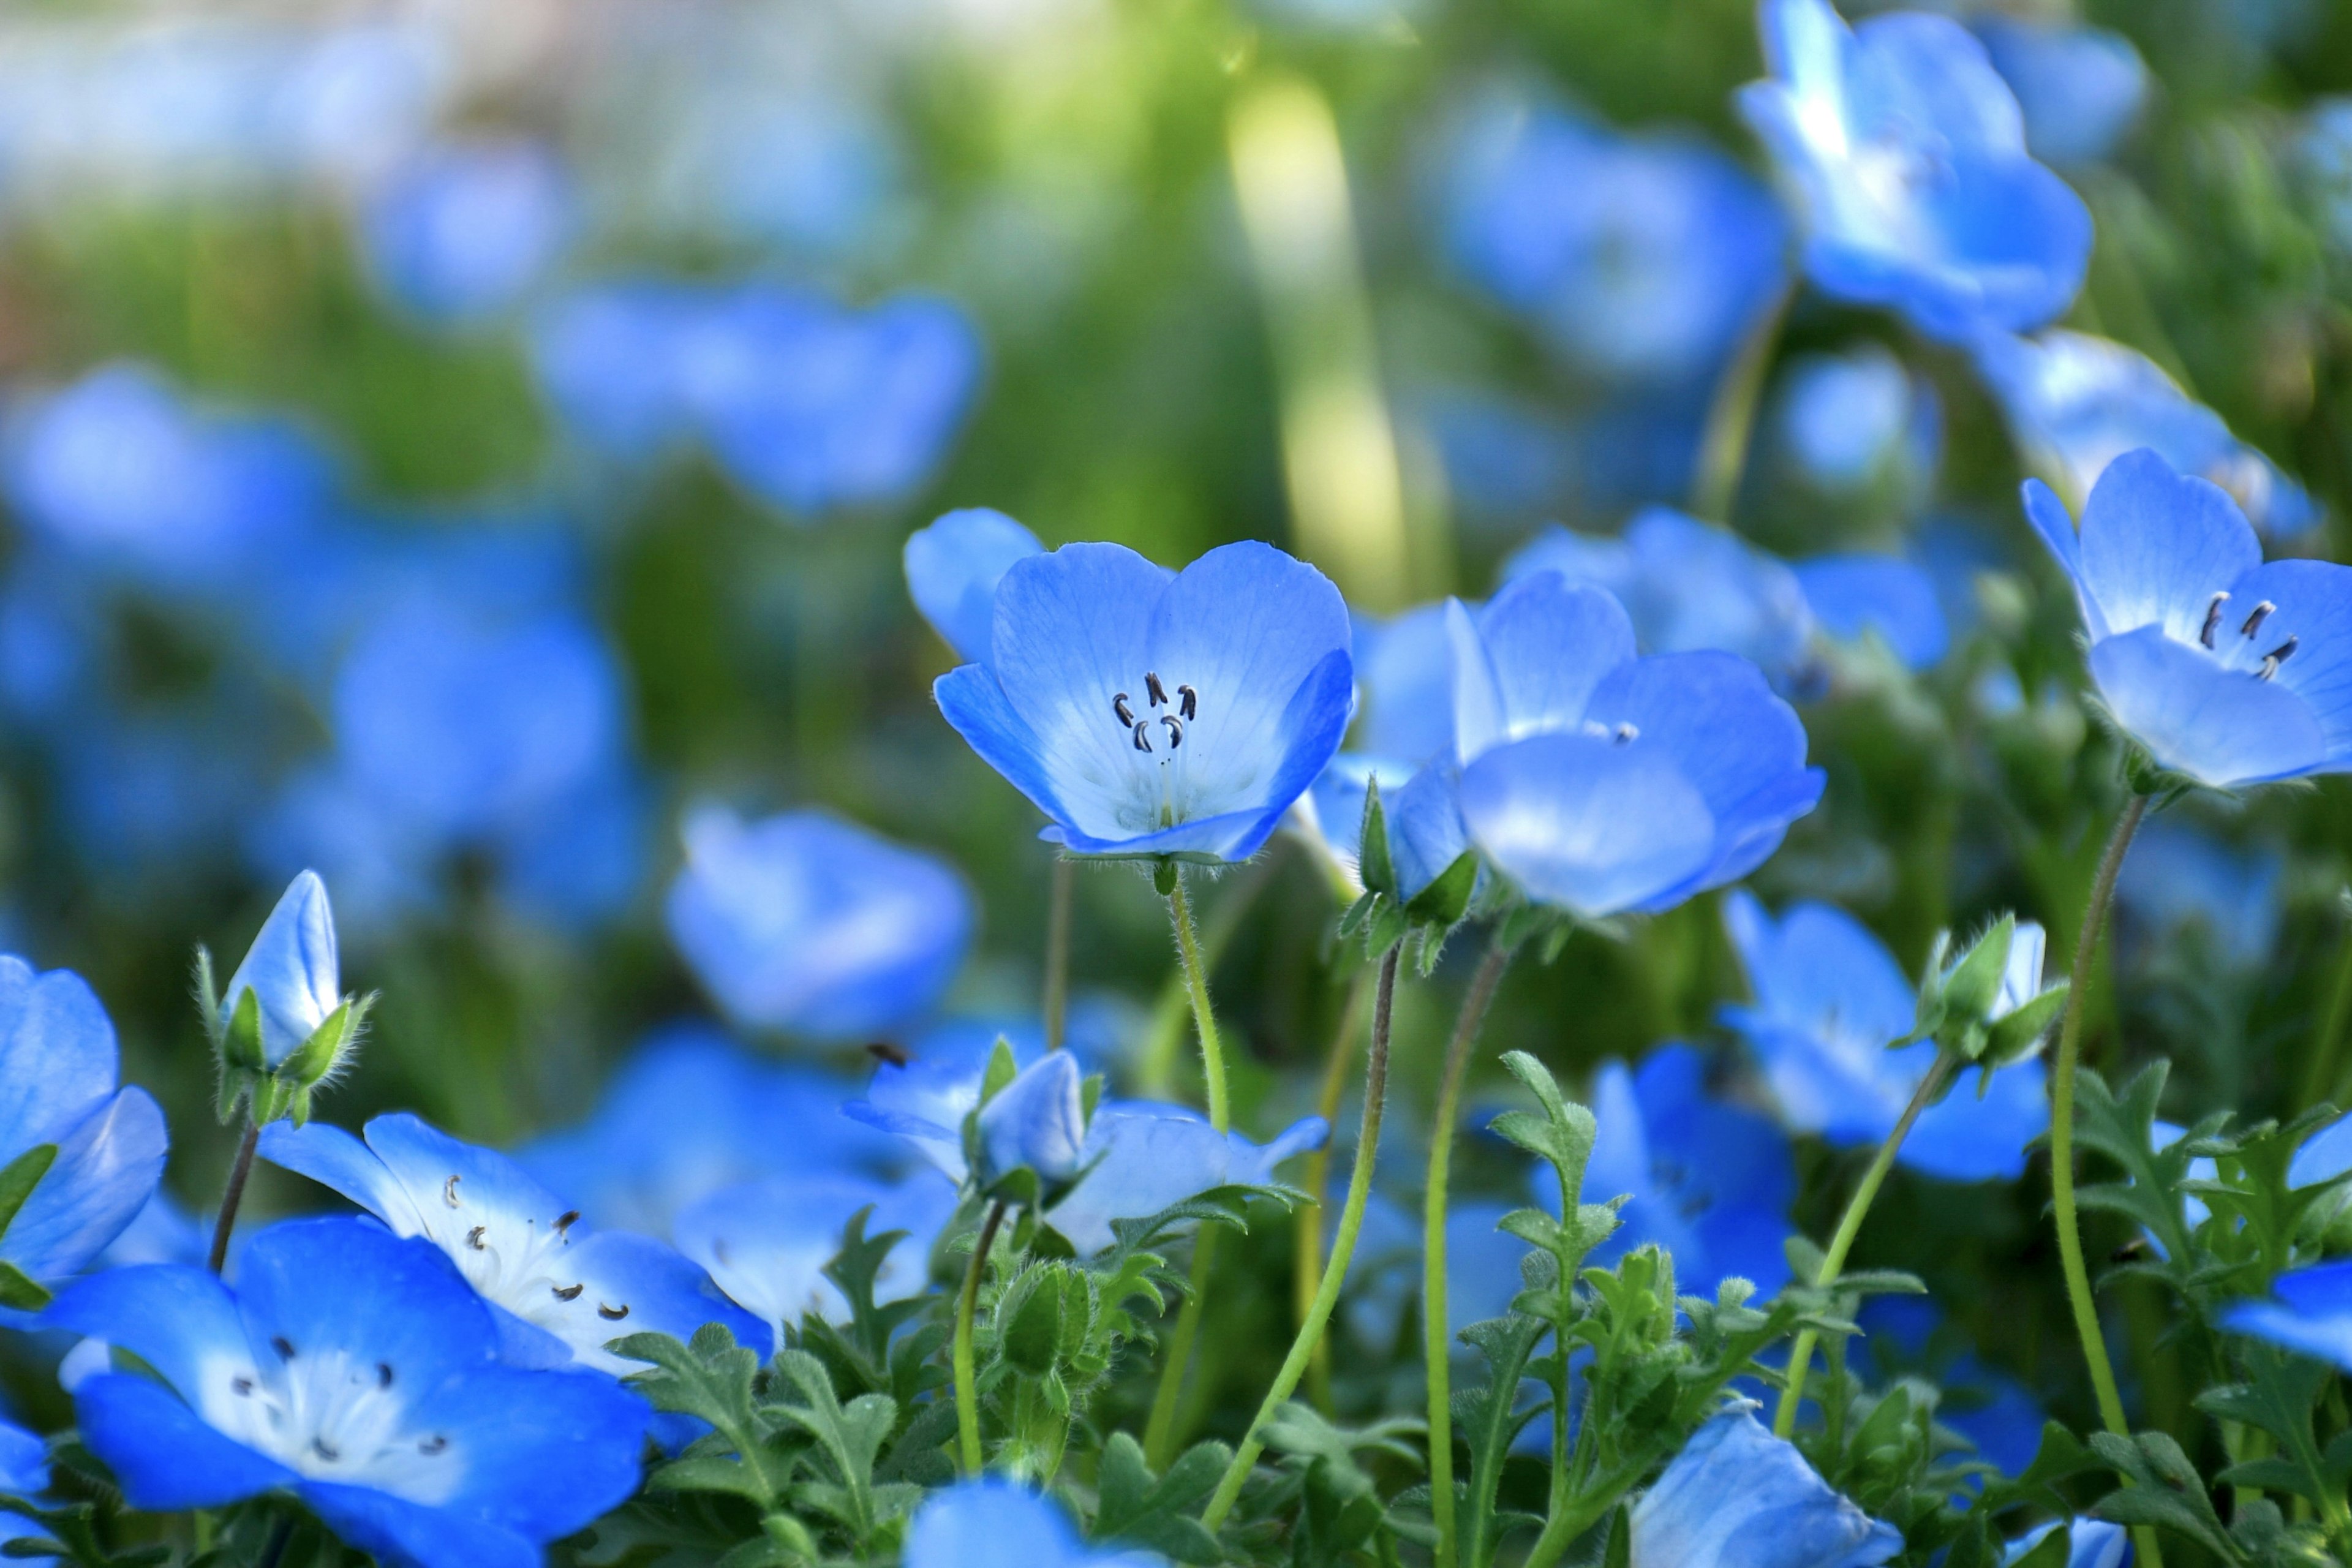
[312,1438,340,1462]
[2258,636,2300,680]
[2201,592,2230,649]
[1177,684,1197,720]
[377,1362,394,1389]
[553,1210,580,1235]
[1161,715,1183,748]
[467,1226,486,1251]
[1145,672,1167,707]
[1614,722,1638,745]
[271,1336,296,1360]
[420,1435,448,1455]
[443,1175,462,1208]
[1131,720,1153,754]
[598,1303,631,1321]
[2242,600,2277,638]
[232,1376,254,1396]
[1113,693,1135,726]
[553,1283,585,1302]
[864,1041,910,1068]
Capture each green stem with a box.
[1044,857,1072,1052]
[2050,795,2163,1568]
[1689,279,1793,524]
[1139,856,1273,1102]
[954,1200,1008,1476]
[1302,969,1374,1413]
[1169,872,1231,1134]
[1144,1229,1220,1468]
[2299,919,2352,1109]
[1203,947,1401,1530]
[1773,1053,1956,1438]
[1423,938,1515,1566]
[209,1119,260,1275]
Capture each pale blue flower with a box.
[1973,18,2147,168]
[674,1171,957,1350]
[0,1415,43,1494]
[219,872,342,1068]
[905,1479,1162,1568]
[1795,554,1951,671]
[1631,1405,1901,1568]
[528,282,703,461]
[976,1053,1089,1189]
[358,140,576,328]
[2024,448,2352,789]
[1350,603,1456,766]
[935,541,1354,861]
[905,508,1043,665]
[1739,0,2092,341]
[2222,1259,2352,1370]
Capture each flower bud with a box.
[221,872,341,1069]
[974,1052,1087,1193]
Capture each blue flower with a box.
[1443,93,1789,387]
[219,871,344,1069]
[43,1217,647,1568]
[976,1053,1090,1189]
[0,1414,45,1494]
[2222,1259,2352,1370]
[1795,554,1951,672]
[1349,603,1457,767]
[1632,1406,1901,1568]
[1981,330,2320,540]
[1722,892,2049,1182]
[2306,99,2352,257]
[2024,448,2352,789]
[1449,572,1823,917]
[1973,18,2147,167]
[358,140,576,328]
[935,541,1354,861]
[2007,1521,2130,1568]
[905,508,1044,665]
[1738,0,2092,341]
[2115,820,2282,972]
[904,1478,1160,1568]
[529,282,703,461]
[0,958,168,1297]
[666,806,971,1040]
[1770,344,1941,497]
[1580,1046,1796,1298]
[259,1114,762,1374]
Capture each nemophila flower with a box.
[1981,331,2319,540]
[1505,511,1815,685]
[1046,1102,1328,1255]
[2006,1521,2130,1568]
[2116,820,2282,972]
[358,140,576,328]
[1722,892,2049,1182]
[0,957,168,1300]
[1795,554,1951,672]
[1423,387,1710,527]
[976,1052,1089,1190]
[674,1172,957,1350]
[528,281,703,462]
[2220,1259,2352,1370]
[1738,0,2092,341]
[1972,18,2147,168]
[1351,603,1456,766]
[219,871,342,1069]
[43,1218,646,1568]
[2024,449,2352,789]
[1631,1405,1901,1568]
[1449,571,1823,918]
[904,1477,1159,1568]
[905,508,1043,665]
[935,540,1354,861]
[1442,94,1788,387]
[1578,1046,1795,1298]
[259,1114,761,1374]
[0,1414,45,1493]
[666,806,971,1041]
[1771,344,1942,498]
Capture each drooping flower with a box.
[905,508,1044,666]
[2024,448,2352,790]
[0,958,168,1299]
[259,1114,761,1374]
[358,140,576,328]
[1448,572,1823,918]
[219,871,344,1069]
[1722,892,2049,1182]
[1972,17,2147,168]
[2220,1259,2352,1370]
[1981,330,2319,540]
[665,806,971,1041]
[1738,0,2092,341]
[1580,1046,1796,1298]
[43,1218,647,1568]
[935,540,1354,861]
[903,1478,1161,1568]
[1630,1405,1902,1568]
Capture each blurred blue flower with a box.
[529,282,704,461]
[1422,388,1710,526]
[648,89,897,256]
[260,1113,762,1375]
[1449,572,1823,917]
[1855,1295,2045,1476]
[1722,892,2048,1181]
[2025,449,2352,789]
[45,1217,646,1568]
[0,957,168,1297]
[1350,602,1456,766]
[1340,1192,1528,1356]
[219,871,341,1069]
[1771,344,1940,496]
[1981,330,2320,540]
[1795,554,1951,671]
[1973,18,2147,168]
[1580,1046,1795,1297]
[1504,509,1815,684]
[358,140,576,328]
[665,806,971,1040]
[2222,1258,2352,1368]
[674,1170,956,1350]
[1632,1404,1901,1568]
[936,541,1354,861]
[850,1025,1029,1186]
[905,508,1044,665]
[1738,0,2091,341]
[1046,1102,1327,1255]
[2115,820,2282,971]
[905,1478,1158,1568]
[2007,1521,2130,1568]
[0,1415,42,1494]
[1444,94,1788,386]
[976,1052,1089,1189]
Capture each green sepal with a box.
[214,1066,246,1126]
[1940,915,2015,1023]
[192,945,224,1051]
[1152,858,1180,897]
[1356,777,1396,899]
[221,987,266,1074]
[1403,850,1477,928]
[277,994,371,1091]
[0,1262,50,1312]
[978,1036,1019,1106]
[0,1144,57,1240]
[1984,981,2070,1066]
[1081,1072,1104,1123]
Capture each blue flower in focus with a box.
[1738,0,2092,341]
[1449,572,1823,917]
[1722,892,2048,1182]
[218,871,342,1069]
[936,541,1354,861]
[44,1218,647,1568]
[905,1478,1160,1568]
[1795,554,1951,671]
[1444,94,1788,386]
[1580,1046,1795,1297]
[1504,509,1815,684]
[260,1114,763,1374]
[0,958,168,1300]
[666,806,971,1040]
[1632,1405,1901,1568]
[2222,1259,2352,1370]
[359,140,576,328]
[1981,330,2320,540]
[2025,449,2352,789]
[2007,1521,2130,1568]
[905,508,1044,665]
[1973,18,2147,167]
[2116,820,2282,973]
[674,1170,957,1351]
[1771,344,1941,497]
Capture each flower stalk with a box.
[954,1199,1009,1476]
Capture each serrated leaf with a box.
[1093,1432,1229,1564]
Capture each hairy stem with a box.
[1168,872,1231,1133]
[1204,948,1400,1530]
[954,1200,1008,1476]
[1423,937,1515,1565]
[1772,1053,1955,1438]
[1300,969,1374,1413]
[1139,855,1276,1098]
[1144,1229,1220,1468]
[1044,857,1072,1052]
[209,1119,260,1275]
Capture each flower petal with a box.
[904,508,1042,666]
[1453,574,1636,762]
[299,1481,540,1568]
[1460,734,1716,918]
[2090,625,2328,786]
[3,1086,167,1282]
[74,1373,295,1512]
[2077,449,2261,640]
[43,1262,249,1398]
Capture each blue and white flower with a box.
[358,139,576,328]
[219,870,345,1070]
[1631,1405,1901,1568]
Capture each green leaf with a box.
[0,1264,50,1313]
[0,1145,57,1240]
[1092,1433,1230,1564]
[615,1325,794,1510]
[770,1349,900,1550]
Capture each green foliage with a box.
[1091,1433,1231,1564]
